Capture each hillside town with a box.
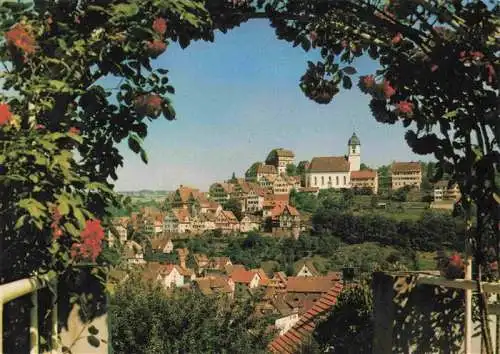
[106,133,465,351]
[110,132,461,247]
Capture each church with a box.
[305,133,363,190]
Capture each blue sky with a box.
[114,20,429,192]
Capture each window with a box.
[352,147,356,153]
[321,176,324,185]
[329,176,332,183]
[344,176,347,185]
[314,176,317,186]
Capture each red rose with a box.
[309,31,318,42]
[72,219,105,262]
[0,103,13,125]
[5,23,37,55]
[470,51,484,60]
[383,80,396,98]
[431,64,439,72]
[35,124,46,130]
[69,127,80,135]
[396,100,414,114]
[134,94,163,118]
[362,75,375,88]
[146,40,167,59]
[391,33,402,44]
[152,18,167,35]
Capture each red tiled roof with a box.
[286,276,339,293]
[351,169,377,179]
[251,268,270,286]
[178,185,200,203]
[391,161,421,173]
[268,283,344,353]
[230,268,257,284]
[308,156,349,173]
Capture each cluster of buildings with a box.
[111,242,344,352]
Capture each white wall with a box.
[306,172,350,189]
[275,313,300,335]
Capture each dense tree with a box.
[315,281,373,353]
[286,163,297,176]
[245,161,262,179]
[110,277,272,353]
[360,163,370,170]
[223,198,243,221]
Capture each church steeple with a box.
[348,132,361,172]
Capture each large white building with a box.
[305,133,362,190]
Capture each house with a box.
[151,237,174,254]
[209,182,234,204]
[268,282,344,353]
[107,217,128,247]
[215,210,240,233]
[269,204,301,238]
[230,268,261,289]
[294,260,320,277]
[305,156,351,189]
[160,264,185,289]
[390,162,422,190]
[194,275,235,297]
[251,268,271,287]
[255,163,278,182]
[285,176,301,189]
[265,148,295,176]
[211,257,232,270]
[305,133,361,189]
[163,208,190,234]
[433,180,461,202]
[193,253,210,271]
[270,272,288,289]
[170,185,203,209]
[123,240,146,265]
[272,175,293,195]
[351,169,379,194]
[244,187,266,212]
[199,200,223,216]
[259,174,278,191]
[240,215,261,233]
[176,247,189,268]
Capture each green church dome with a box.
[348,132,360,146]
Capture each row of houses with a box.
[126,247,344,343]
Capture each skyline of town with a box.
[113,20,432,192]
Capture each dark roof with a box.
[268,282,344,353]
[294,260,320,276]
[308,156,349,173]
[256,164,278,175]
[274,148,295,158]
[348,132,360,146]
[351,170,377,179]
[391,162,422,173]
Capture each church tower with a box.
[348,132,361,172]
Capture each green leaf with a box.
[140,149,148,164]
[49,80,66,91]
[342,66,357,74]
[58,200,70,216]
[112,3,139,17]
[128,134,141,154]
[64,222,79,237]
[87,335,100,348]
[342,76,353,89]
[15,215,27,230]
[73,208,86,229]
[88,325,99,335]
